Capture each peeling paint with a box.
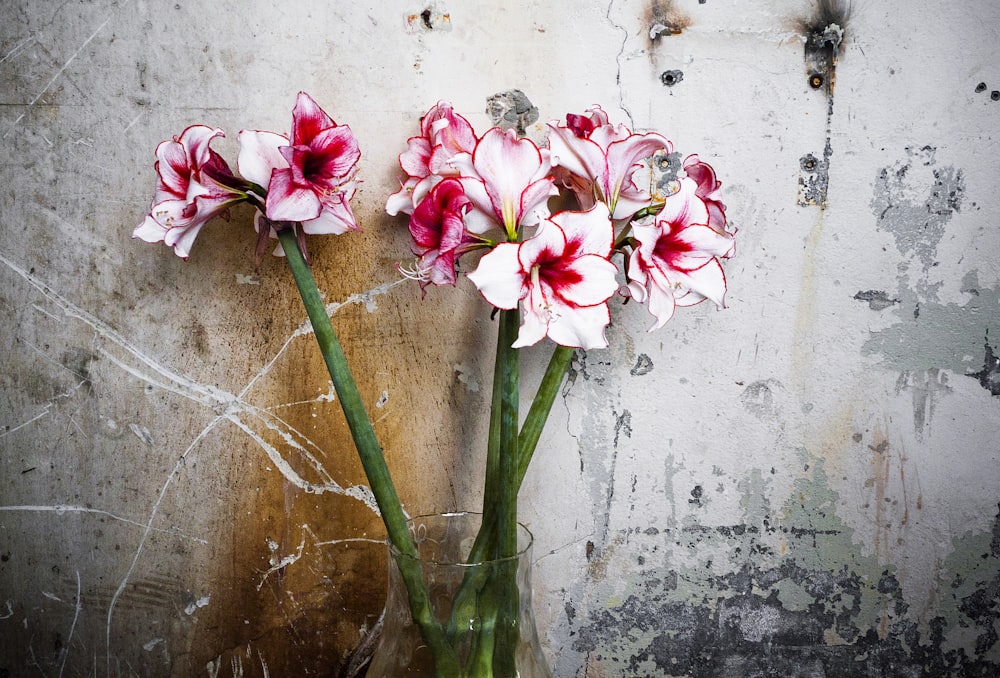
[861,271,1000,382]
[486,89,538,136]
[569,465,1000,676]
[854,290,900,311]
[970,336,1000,396]
[797,147,831,207]
[871,146,965,270]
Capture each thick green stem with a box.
[447,343,575,649]
[493,309,521,677]
[447,319,577,672]
[496,309,520,559]
[276,229,458,675]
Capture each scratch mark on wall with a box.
[0,246,393,669]
[0,406,53,438]
[1,248,380,501]
[321,278,405,319]
[2,2,128,138]
[122,112,144,134]
[0,505,207,543]
[257,535,306,591]
[106,414,224,674]
[57,570,82,678]
[0,34,37,64]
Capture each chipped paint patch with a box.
[569,465,1000,676]
[861,271,1000,391]
[405,5,452,33]
[871,146,965,270]
[486,89,539,136]
[797,149,831,206]
[854,290,900,311]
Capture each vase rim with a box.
[389,511,535,566]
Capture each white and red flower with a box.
[451,127,557,237]
[627,177,735,330]
[682,154,727,231]
[547,106,671,221]
[386,101,478,217]
[133,125,247,259]
[238,91,360,235]
[468,204,619,349]
[406,177,476,288]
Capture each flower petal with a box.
[302,199,358,236]
[671,258,728,308]
[527,297,611,350]
[237,130,289,188]
[550,203,613,258]
[132,213,168,244]
[265,167,322,222]
[467,243,525,309]
[471,128,551,230]
[546,124,607,186]
[399,136,432,178]
[290,91,336,146]
[307,125,361,182]
[604,131,671,210]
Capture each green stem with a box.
[496,308,520,559]
[446,343,575,646]
[446,329,577,672]
[276,229,459,676]
[493,309,520,677]
[446,304,511,641]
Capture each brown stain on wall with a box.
[173,205,494,673]
[643,0,690,46]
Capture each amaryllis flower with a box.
[547,106,671,221]
[133,125,248,259]
[451,127,557,237]
[627,177,735,330]
[468,204,619,349]
[239,91,360,231]
[386,101,477,216]
[682,154,727,231]
[405,178,476,288]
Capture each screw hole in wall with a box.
[660,69,683,87]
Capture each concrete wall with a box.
[2,0,998,675]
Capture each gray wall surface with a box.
[1,0,998,675]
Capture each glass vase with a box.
[365,512,552,677]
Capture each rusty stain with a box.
[644,0,690,45]
[794,0,850,95]
[406,7,452,33]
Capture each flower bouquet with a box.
[134,92,734,677]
